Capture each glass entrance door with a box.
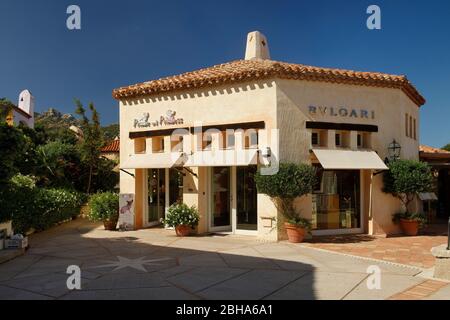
[236,166,258,231]
[148,169,165,225]
[210,167,231,230]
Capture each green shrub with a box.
[163,203,199,229]
[255,163,317,225]
[0,179,85,233]
[10,174,36,189]
[88,192,119,222]
[383,160,433,213]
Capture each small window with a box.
[409,116,413,138]
[413,118,417,140]
[405,113,409,137]
[335,133,341,147]
[152,137,165,153]
[357,134,362,148]
[244,130,258,149]
[171,135,183,152]
[203,134,212,150]
[134,138,146,154]
[311,132,319,146]
[226,131,235,149]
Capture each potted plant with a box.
[392,212,427,236]
[383,159,433,236]
[163,203,199,237]
[255,163,317,243]
[88,192,119,231]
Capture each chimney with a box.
[245,31,270,60]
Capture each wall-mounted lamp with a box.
[387,139,401,162]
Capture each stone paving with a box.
[0,219,448,300]
[302,225,448,269]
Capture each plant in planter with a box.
[88,192,119,230]
[162,203,199,237]
[392,212,427,236]
[255,163,317,243]
[383,159,433,236]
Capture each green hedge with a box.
[0,181,86,234]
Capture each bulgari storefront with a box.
[113,32,425,241]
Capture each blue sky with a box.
[0,0,449,147]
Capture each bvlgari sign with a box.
[309,106,375,119]
[134,110,184,129]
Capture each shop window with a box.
[171,135,183,152]
[357,134,362,148]
[134,138,146,154]
[169,169,183,205]
[312,166,361,230]
[152,136,165,153]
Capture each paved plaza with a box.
[0,219,448,300]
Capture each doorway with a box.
[209,167,232,232]
[145,168,184,227]
[208,166,258,234]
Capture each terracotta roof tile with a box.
[419,145,450,154]
[112,59,425,106]
[101,139,120,153]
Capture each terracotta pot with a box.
[103,219,118,231]
[175,225,191,237]
[285,222,307,243]
[400,219,419,236]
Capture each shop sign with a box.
[133,110,184,128]
[308,106,375,119]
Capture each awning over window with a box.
[312,149,388,170]
[120,153,185,169]
[184,149,259,167]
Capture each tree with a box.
[75,100,103,194]
[0,98,14,123]
[0,123,27,184]
[255,163,317,222]
[442,143,450,152]
[36,141,81,189]
[383,159,434,213]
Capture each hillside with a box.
[35,108,119,143]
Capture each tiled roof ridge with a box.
[112,59,425,106]
[101,139,120,153]
[419,144,450,154]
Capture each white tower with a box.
[17,89,35,128]
[245,31,271,60]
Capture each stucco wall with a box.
[119,80,278,235]
[275,79,421,235]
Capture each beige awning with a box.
[312,149,388,170]
[120,152,185,169]
[184,149,258,167]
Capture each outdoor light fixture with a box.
[387,139,401,161]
